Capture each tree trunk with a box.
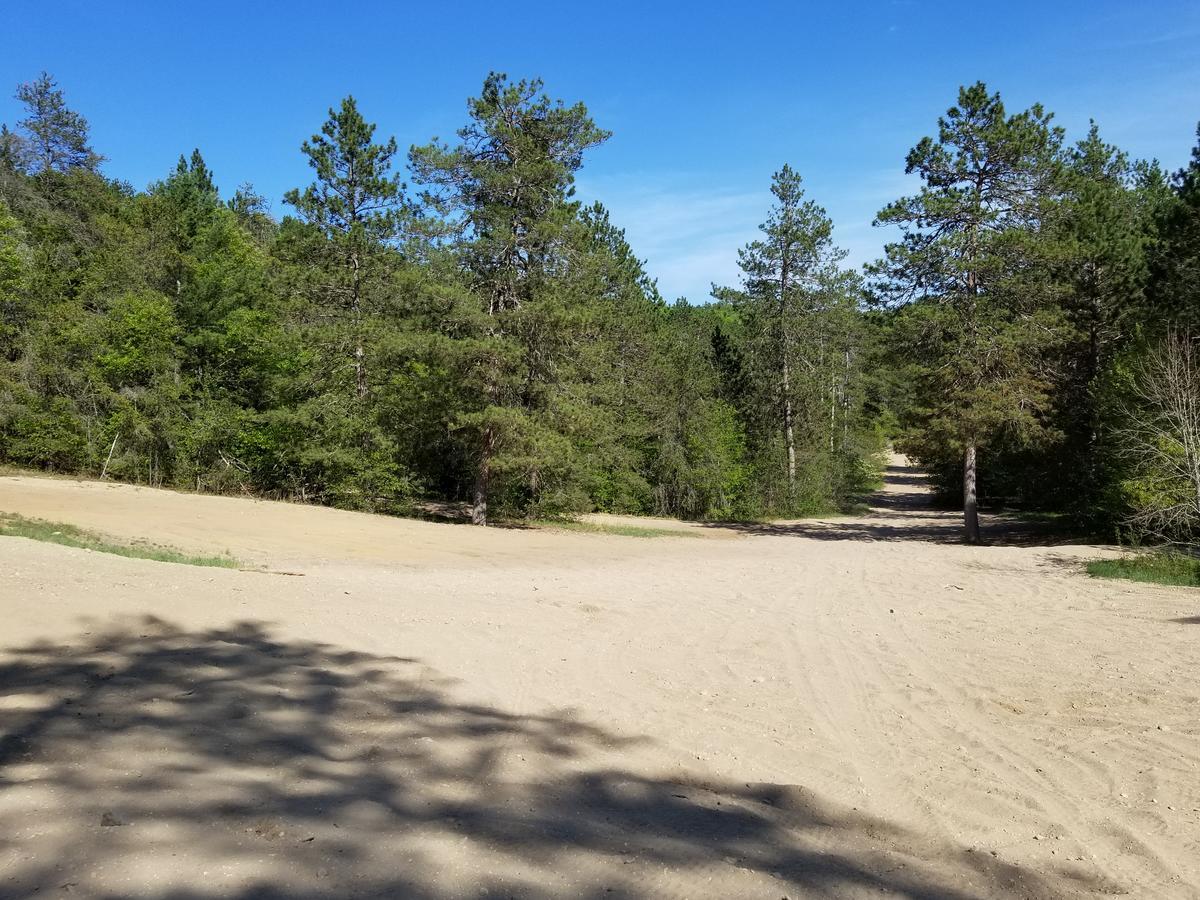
[829,375,836,452]
[842,348,851,443]
[963,443,981,544]
[962,221,981,546]
[778,254,796,499]
[782,358,796,496]
[354,343,368,400]
[350,248,369,402]
[471,426,495,526]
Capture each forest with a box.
[1,71,1198,541]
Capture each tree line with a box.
[0,72,879,525]
[0,73,1197,541]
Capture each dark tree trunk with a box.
[782,358,796,495]
[350,249,369,402]
[779,257,796,498]
[963,443,981,544]
[471,426,495,526]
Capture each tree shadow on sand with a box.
[710,465,1080,546]
[0,617,1109,898]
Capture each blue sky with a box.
[2,1,1198,302]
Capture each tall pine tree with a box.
[410,73,609,524]
[285,97,407,401]
[14,73,101,174]
[873,83,1066,542]
[715,165,857,511]
[278,96,412,508]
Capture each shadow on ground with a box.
[710,465,1081,546]
[0,617,1105,898]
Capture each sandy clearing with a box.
[1,458,1199,898]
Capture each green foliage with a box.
[875,82,1067,452]
[284,96,407,270]
[0,392,89,471]
[715,166,874,516]
[1149,126,1200,330]
[0,200,30,357]
[97,290,179,384]
[409,73,612,523]
[870,89,1200,546]
[276,95,416,509]
[13,72,101,174]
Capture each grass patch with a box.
[0,513,240,568]
[540,519,698,538]
[1086,552,1200,587]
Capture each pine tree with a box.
[1050,124,1163,516]
[716,166,849,507]
[1149,124,1200,329]
[14,73,101,174]
[284,96,407,402]
[269,97,415,509]
[873,82,1066,542]
[154,149,222,257]
[410,73,608,524]
[1061,128,1147,370]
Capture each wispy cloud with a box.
[577,168,918,302]
[575,173,765,302]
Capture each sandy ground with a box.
[1,458,1198,899]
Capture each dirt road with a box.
[1,458,1198,898]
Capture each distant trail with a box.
[712,453,968,542]
[737,452,1064,545]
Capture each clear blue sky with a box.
[2,0,1198,301]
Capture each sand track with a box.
[1,458,1198,897]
